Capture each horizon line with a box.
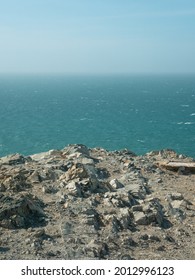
[0,71,195,76]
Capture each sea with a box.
[0,74,195,158]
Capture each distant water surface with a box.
[0,74,194,157]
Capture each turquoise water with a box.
[0,74,195,157]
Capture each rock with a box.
[38,168,57,181]
[0,184,6,192]
[156,178,163,183]
[30,150,61,161]
[133,198,165,227]
[169,200,187,220]
[28,171,41,183]
[25,238,31,244]
[164,235,175,243]
[63,222,73,235]
[117,208,133,230]
[86,240,109,259]
[42,184,58,194]
[65,181,82,197]
[177,166,186,175]
[179,154,185,159]
[109,216,123,233]
[115,149,137,157]
[132,205,143,212]
[109,179,124,189]
[158,161,195,173]
[170,192,184,200]
[80,157,94,165]
[157,149,178,159]
[133,212,147,225]
[0,194,45,229]
[63,144,90,157]
[170,200,186,210]
[48,149,62,156]
[65,163,88,181]
[145,198,165,226]
[125,184,147,199]
[2,174,31,192]
[96,168,110,179]
[82,208,102,230]
[0,154,31,165]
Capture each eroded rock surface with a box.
[0,144,194,259]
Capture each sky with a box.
[0,0,195,74]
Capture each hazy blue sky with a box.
[1,0,195,74]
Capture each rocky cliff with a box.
[0,144,195,259]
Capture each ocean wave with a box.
[190,113,195,116]
[79,118,93,121]
[177,121,194,125]
[137,139,145,143]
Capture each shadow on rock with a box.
[0,193,47,229]
[0,247,10,253]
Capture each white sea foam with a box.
[184,122,194,125]
[190,113,195,116]
[181,104,189,107]
[80,118,93,121]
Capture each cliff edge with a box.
[0,144,195,260]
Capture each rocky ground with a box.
[0,144,195,260]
